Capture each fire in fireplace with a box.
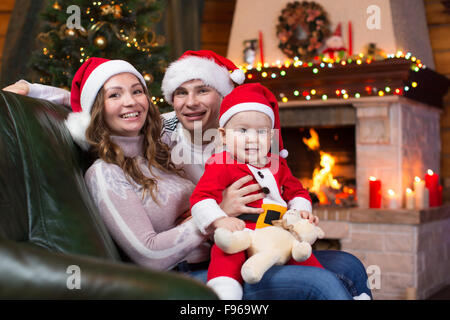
[282,126,357,207]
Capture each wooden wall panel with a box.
[426,1,450,24]
[429,25,450,51]
[200,0,236,57]
[0,0,14,73]
[0,0,15,12]
[434,50,450,74]
[424,0,450,201]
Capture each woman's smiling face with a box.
[102,73,149,137]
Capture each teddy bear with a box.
[214,210,325,284]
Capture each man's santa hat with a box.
[161,50,245,104]
[65,57,146,150]
[219,83,289,158]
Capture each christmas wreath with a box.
[276,1,330,60]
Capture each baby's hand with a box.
[284,209,319,226]
[299,210,319,225]
[211,216,245,232]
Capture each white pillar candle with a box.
[414,177,425,209]
[387,189,399,209]
[405,188,415,210]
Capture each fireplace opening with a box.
[312,239,341,251]
[282,126,356,207]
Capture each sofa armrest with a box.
[0,239,217,299]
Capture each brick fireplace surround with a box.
[246,59,450,299]
[315,205,450,300]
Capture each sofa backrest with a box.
[0,91,120,260]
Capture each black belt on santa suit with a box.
[237,203,288,228]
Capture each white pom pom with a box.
[280,149,289,158]
[64,111,91,150]
[230,69,245,85]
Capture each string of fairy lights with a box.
[240,50,425,104]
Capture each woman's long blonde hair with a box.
[85,84,182,202]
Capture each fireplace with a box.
[244,58,450,299]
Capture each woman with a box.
[65,57,209,270]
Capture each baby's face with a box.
[220,111,273,166]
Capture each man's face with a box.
[172,79,222,135]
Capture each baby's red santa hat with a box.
[65,57,146,150]
[219,83,289,158]
[161,50,245,104]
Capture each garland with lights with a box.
[276,1,330,60]
[241,51,426,103]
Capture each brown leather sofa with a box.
[0,90,216,299]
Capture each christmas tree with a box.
[29,0,168,108]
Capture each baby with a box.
[190,83,323,300]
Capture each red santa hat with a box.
[333,23,342,37]
[161,50,245,104]
[65,57,146,150]
[219,83,288,158]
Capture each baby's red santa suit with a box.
[190,83,323,300]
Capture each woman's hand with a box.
[219,175,265,217]
[211,216,245,232]
[3,80,30,95]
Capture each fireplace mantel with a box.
[244,58,450,109]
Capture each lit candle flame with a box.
[406,188,412,194]
[415,176,421,182]
[369,176,377,181]
[427,169,434,175]
[388,189,395,196]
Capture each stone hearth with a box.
[314,205,450,300]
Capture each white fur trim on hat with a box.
[219,102,275,128]
[162,56,235,104]
[64,111,92,150]
[80,60,145,114]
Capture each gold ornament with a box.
[100,4,123,18]
[52,1,61,10]
[143,73,154,83]
[94,36,107,49]
[65,28,76,37]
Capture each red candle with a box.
[369,176,382,208]
[438,185,443,206]
[348,21,353,56]
[258,30,264,65]
[425,169,439,207]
